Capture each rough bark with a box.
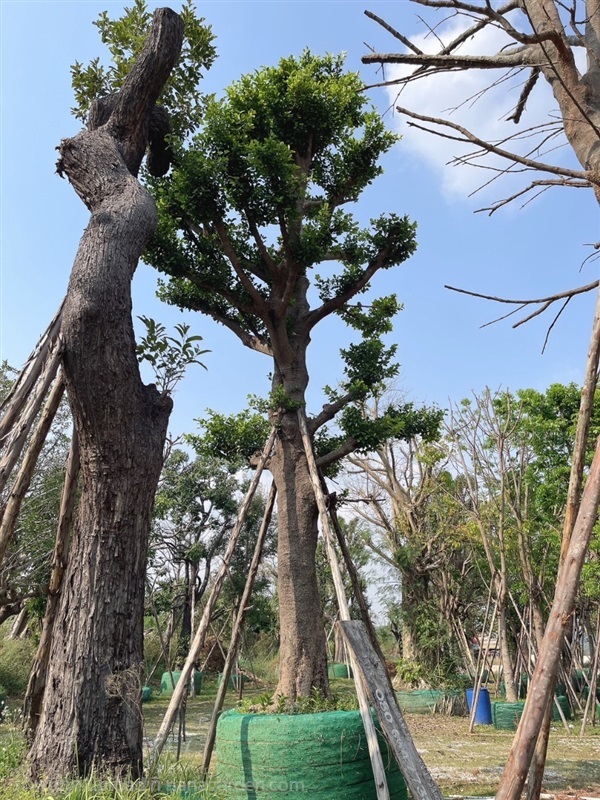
[27,9,182,783]
[271,409,330,699]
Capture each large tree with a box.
[26,10,185,783]
[144,50,437,699]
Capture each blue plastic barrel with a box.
[466,687,493,724]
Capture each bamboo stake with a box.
[201,481,276,777]
[297,409,390,800]
[0,343,62,495]
[149,427,277,766]
[328,496,390,673]
[0,375,65,568]
[580,608,600,735]
[24,426,80,737]
[0,303,63,442]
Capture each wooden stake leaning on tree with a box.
[149,427,277,767]
[328,495,389,674]
[24,426,80,738]
[498,286,600,800]
[0,341,62,496]
[0,373,65,567]
[469,597,498,734]
[341,620,445,800]
[297,409,390,800]
[201,481,277,778]
[298,407,444,800]
[0,303,63,446]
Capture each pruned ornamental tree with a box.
[144,51,440,699]
[26,9,186,783]
[362,3,600,797]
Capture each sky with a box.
[1,0,598,446]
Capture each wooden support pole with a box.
[0,374,65,566]
[0,304,63,445]
[0,342,62,495]
[149,427,277,767]
[341,620,444,800]
[497,436,600,800]
[24,425,80,737]
[328,496,389,674]
[580,608,600,735]
[297,409,390,800]
[201,481,276,777]
[469,600,498,733]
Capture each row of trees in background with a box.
[3,354,598,701]
[346,384,600,692]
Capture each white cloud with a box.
[382,16,581,201]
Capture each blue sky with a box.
[1,0,598,442]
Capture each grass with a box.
[0,680,598,798]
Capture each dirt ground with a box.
[403,712,600,797]
[142,684,600,798]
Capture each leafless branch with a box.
[476,177,589,214]
[445,280,600,330]
[363,48,535,69]
[364,10,424,54]
[508,68,541,122]
[396,105,592,182]
[541,298,571,352]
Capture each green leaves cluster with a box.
[146,49,416,350]
[71,0,216,139]
[136,315,208,394]
[187,408,271,469]
[341,402,443,453]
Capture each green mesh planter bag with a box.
[493,701,525,730]
[552,695,571,721]
[395,689,446,714]
[216,709,408,799]
[160,670,203,696]
[141,685,153,702]
[327,662,353,679]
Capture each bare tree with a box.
[362,3,600,798]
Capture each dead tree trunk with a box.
[27,9,183,783]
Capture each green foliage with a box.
[0,637,36,696]
[395,658,427,688]
[238,687,359,715]
[70,0,216,139]
[188,409,271,468]
[145,50,416,422]
[341,402,443,453]
[136,316,208,395]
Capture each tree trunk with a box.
[498,602,518,702]
[271,410,329,700]
[27,9,182,783]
